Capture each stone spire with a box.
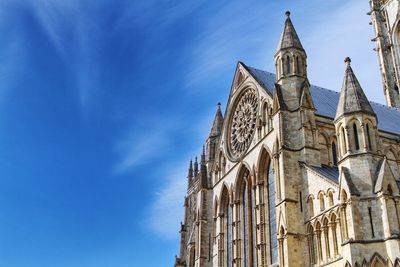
[199,145,208,189]
[335,57,376,120]
[201,145,206,163]
[194,156,199,176]
[276,11,305,54]
[188,160,193,179]
[209,103,224,138]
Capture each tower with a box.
[370,0,400,107]
[272,11,317,266]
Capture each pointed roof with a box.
[276,11,305,54]
[335,58,376,120]
[209,103,224,138]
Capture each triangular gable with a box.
[273,83,287,113]
[374,157,399,194]
[338,167,360,199]
[299,82,315,110]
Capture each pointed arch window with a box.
[296,56,301,75]
[332,142,338,166]
[268,162,278,264]
[308,197,314,218]
[341,127,347,155]
[319,193,325,211]
[242,175,257,267]
[328,191,334,207]
[353,123,360,150]
[307,224,316,264]
[286,55,291,75]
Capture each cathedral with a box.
[175,1,400,266]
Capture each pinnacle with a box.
[276,11,305,54]
[335,58,375,119]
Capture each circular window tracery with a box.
[227,88,259,160]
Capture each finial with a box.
[344,57,351,65]
[285,10,291,17]
[217,102,221,108]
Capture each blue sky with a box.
[0,1,381,266]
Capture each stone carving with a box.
[228,88,258,160]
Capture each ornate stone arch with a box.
[233,163,251,200]
[256,146,273,182]
[317,190,326,212]
[307,194,315,218]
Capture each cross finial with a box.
[285,10,291,17]
[344,57,351,65]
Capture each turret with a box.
[275,11,307,81]
[334,57,378,160]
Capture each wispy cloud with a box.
[113,114,183,174]
[146,163,187,240]
[29,0,104,112]
[184,2,271,88]
[113,130,171,174]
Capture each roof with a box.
[335,58,375,119]
[308,164,339,183]
[276,12,305,54]
[243,64,400,135]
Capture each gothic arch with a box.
[218,183,230,214]
[327,189,335,207]
[384,146,398,161]
[318,191,326,212]
[256,145,273,181]
[307,194,315,218]
[257,146,279,265]
[234,163,251,199]
[370,252,387,267]
[347,119,362,151]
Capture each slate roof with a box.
[308,164,339,183]
[243,64,400,136]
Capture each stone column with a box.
[315,228,323,264]
[322,225,331,260]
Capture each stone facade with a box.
[175,4,400,267]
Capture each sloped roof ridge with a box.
[242,62,400,135]
[244,64,400,112]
